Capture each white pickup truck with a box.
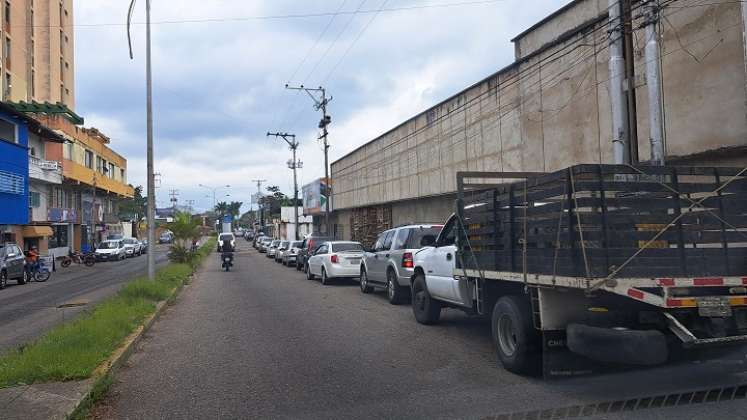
[412,166,747,377]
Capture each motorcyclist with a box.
[220,237,234,269]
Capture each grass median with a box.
[0,236,217,388]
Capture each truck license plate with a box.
[697,297,732,317]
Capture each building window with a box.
[30,69,35,96]
[49,225,69,249]
[95,156,102,172]
[64,141,73,159]
[4,1,10,26]
[120,168,125,182]
[3,72,9,98]
[0,117,17,143]
[59,83,63,102]
[29,191,41,208]
[85,150,94,168]
[59,57,63,77]
[59,30,63,52]
[30,39,34,67]
[108,163,115,179]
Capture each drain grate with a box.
[485,384,747,420]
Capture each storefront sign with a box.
[48,208,77,223]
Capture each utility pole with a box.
[169,189,179,210]
[267,132,303,240]
[608,0,629,165]
[622,0,639,163]
[90,173,97,248]
[285,84,332,235]
[252,179,266,232]
[644,0,665,166]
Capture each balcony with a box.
[29,156,63,184]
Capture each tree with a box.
[119,185,146,222]
[214,201,229,219]
[166,211,201,264]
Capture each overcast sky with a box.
[74,0,567,212]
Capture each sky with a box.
[74,0,568,213]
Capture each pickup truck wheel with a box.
[0,270,7,289]
[411,274,441,324]
[306,265,315,280]
[360,269,373,294]
[387,269,406,305]
[492,296,540,375]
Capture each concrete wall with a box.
[331,0,747,211]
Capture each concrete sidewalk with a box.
[0,380,92,420]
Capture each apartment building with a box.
[1,0,74,108]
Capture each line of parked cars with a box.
[252,224,442,297]
[93,237,149,262]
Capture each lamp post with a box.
[198,184,230,210]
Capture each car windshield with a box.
[219,234,233,241]
[98,241,119,249]
[331,243,363,252]
[280,241,289,248]
[406,227,443,248]
[290,241,303,248]
[271,240,280,246]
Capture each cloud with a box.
[74,0,567,213]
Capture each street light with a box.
[198,184,230,210]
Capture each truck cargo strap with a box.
[663,312,747,347]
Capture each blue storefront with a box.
[0,108,30,242]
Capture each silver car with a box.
[266,240,281,258]
[281,241,303,266]
[275,241,290,263]
[306,241,365,285]
[359,224,443,304]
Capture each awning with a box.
[23,226,54,237]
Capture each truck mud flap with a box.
[541,330,621,379]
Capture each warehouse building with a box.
[330,0,747,244]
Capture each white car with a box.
[275,240,290,263]
[217,233,236,252]
[306,241,365,285]
[95,240,127,261]
[122,238,143,257]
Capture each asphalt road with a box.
[0,245,169,354]
[95,241,747,419]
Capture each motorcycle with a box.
[60,250,96,268]
[221,252,234,272]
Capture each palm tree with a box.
[166,211,200,263]
[214,202,229,219]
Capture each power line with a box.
[287,0,349,84]
[21,0,512,30]
[303,0,368,84]
[322,0,389,84]
[332,0,733,189]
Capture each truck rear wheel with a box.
[411,274,441,324]
[491,296,540,375]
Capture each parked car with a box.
[253,235,266,249]
[281,240,303,266]
[95,240,127,261]
[140,239,149,254]
[275,241,290,263]
[0,242,28,287]
[359,224,443,304]
[159,231,174,244]
[297,234,333,272]
[266,240,281,258]
[122,237,143,257]
[217,233,236,252]
[257,237,271,253]
[306,241,365,285]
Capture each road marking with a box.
[486,384,747,419]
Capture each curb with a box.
[65,276,193,419]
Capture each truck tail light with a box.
[402,252,414,268]
[330,254,338,264]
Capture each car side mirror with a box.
[420,235,436,247]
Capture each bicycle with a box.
[27,259,51,282]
